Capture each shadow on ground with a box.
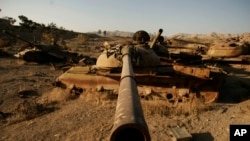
[192,132,214,141]
[218,76,250,103]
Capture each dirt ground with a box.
[0,45,250,141]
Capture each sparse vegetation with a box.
[3,16,16,25]
[42,32,55,43]
[76,33,89,44]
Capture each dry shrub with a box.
[79,89,118,105]
[42,32,54,42]
[66,41,81,52]
[142,97,212,117]
[6,100,41,124]
[142,100,171,117]
[65,34,90,51]
[5,99,60,125]
[174,97,207,116]
[26,71,37,77]
[38,87,72,104]
[76,34,88,44]
[38,87,117,106]
[10,59,26,65]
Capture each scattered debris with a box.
[169,127,192,141]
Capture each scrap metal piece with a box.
[170,127,192,141]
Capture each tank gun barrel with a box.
[150,28,163,48]
[110,46,151,141]
[3,30,34,46]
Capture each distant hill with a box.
[0,18,102,46]
[98,30,250,43]
[171,32,250,42]
[88,30,134,37]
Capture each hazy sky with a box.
[1,0,249,36]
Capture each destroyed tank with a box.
[55,29,226,104]
[3,30,80,64]
[163,36,250,65]
[202,38,250,64]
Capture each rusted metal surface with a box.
[110,46,150,141]
[56,64,224,104]
[173,65,211,79]
[56,66,120,90]
[206,46,243,58]
[205,38,250,58]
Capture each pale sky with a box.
[1,0,250,36]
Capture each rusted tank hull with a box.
[57,66,120,90]
[56,65,224,104]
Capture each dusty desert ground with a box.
[0,36,250,141]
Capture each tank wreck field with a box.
[1,24,250,141]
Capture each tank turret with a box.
[133,30,150,44]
